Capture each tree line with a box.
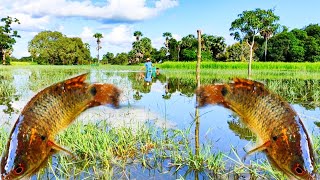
[1,8,320,65]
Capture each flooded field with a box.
[0,66,319,179]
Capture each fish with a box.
[0,73,121,179]
[196,78,316,180]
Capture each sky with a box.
[1,0,320,58]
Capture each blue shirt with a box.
[145,62,152,71]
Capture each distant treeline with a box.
[3,8,320,65]
[11,23,319,65]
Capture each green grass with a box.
[1,119,318,179]
[10,61,38,66]
[158,61,320,71]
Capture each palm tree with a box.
[133,31,143,63]
[177,40,181,61]
[133,31,143,41]
[162,32,172,54]
[93,33,103,63]
[260,24,279,61]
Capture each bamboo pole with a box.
[194,30,201,180]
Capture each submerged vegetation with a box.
[0,66,320,179]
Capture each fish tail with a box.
[196,84,226,107]
[89,84,121,108]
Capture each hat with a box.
[146,58,150,61]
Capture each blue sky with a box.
[1,0,319,58]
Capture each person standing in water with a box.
[144,58,153,84]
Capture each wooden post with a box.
[194,30,201,180]
[196,30,201,88]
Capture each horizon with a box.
[1,0,319,59]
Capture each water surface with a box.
[0,67,319,179]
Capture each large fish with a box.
[1,73,120,179]
[196,78,316,179]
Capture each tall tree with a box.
[168,38,179,61]
[230,8,279,77]
[93,33,103,63]
[132,31,145,64]
[177,40,181,61]
[162,32,172,54]
[133,31,143,41]
[140,37,153,59]
[259,9,280,61]
[0,16,20,65]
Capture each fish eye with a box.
[13,164,24,175]
[292,163,306,176]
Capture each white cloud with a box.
[5,0,178,22]
[76,25,134,57]
[80,26,95,41]
[3,0,179,58]
[10,13,50,32]
[105,25,134,46]
[155,0,179,11]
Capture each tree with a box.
[132,40,143,64]
[168,38,179,61]
[202,34,226,59]
[304,24,320,39]
[29,31,64,64]
[140,37,153,59]
[259,9,280,61]
[28,31,90,65]
[132,31,144,64]
[163,32,172,54]
[102,52,114,64]
[131,34,153,64]
[112,52,129,65]
[151,47,166,62]
[304,36,320,62]
[267,32,305,62]
[180,34,197,61]
[133,31,143,41]
[93,33,103,63]
[0,16,20,65]
[230,8,279,77]
[225,42,250,62]
[177,40,181,61]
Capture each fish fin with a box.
[89,84,121,108]
[47,140,75,158]
[246,140,271,155]
[233,78,265,90]
[196,84,227,107]
[242,141,271,161]
[64,73,89,89]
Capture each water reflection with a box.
[0,67,319,179]
[0,73,19,115]
[227,115,255,142]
